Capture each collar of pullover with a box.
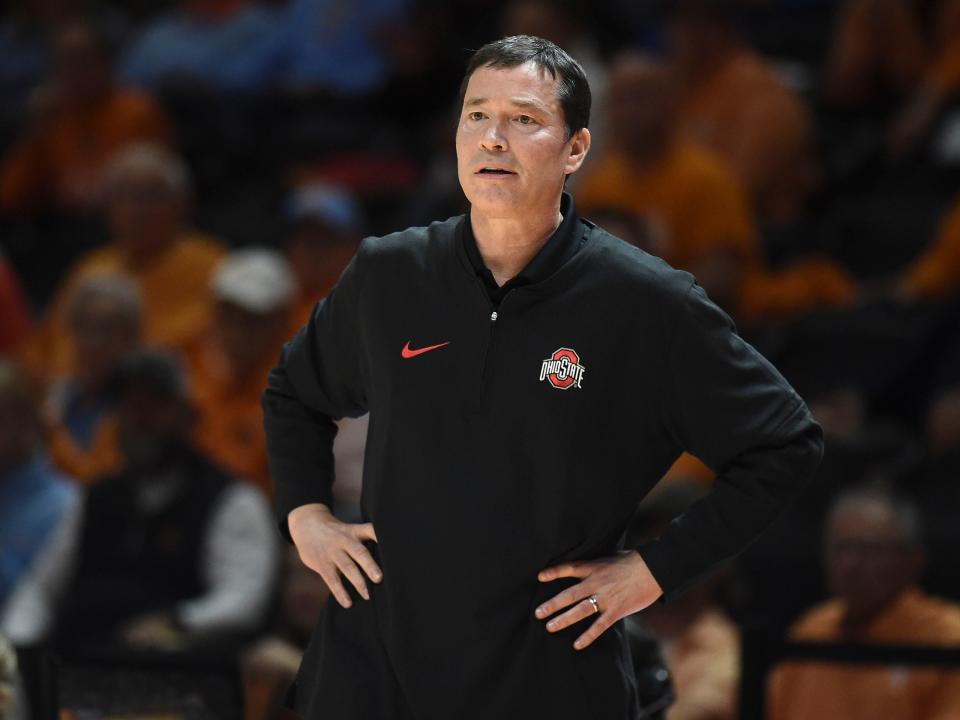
[460,191,583,305]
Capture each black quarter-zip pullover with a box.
[261,200,824,720]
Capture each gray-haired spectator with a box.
[44,272,142,484]
[27,142,226,381]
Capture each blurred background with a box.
[1,0,960,718]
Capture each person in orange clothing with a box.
[767,484,960,720]
[0,21,170,216]
[575,53,858,321]
[27,143,226,380]
[188,249,298,497]
[575,53,758,312]
[895,193,960,302]
[44,273,142,484]
[822,0,929,110]
[282,183,364,333]
[667,2,817,226]
[0,250,31,356]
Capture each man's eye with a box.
[517,115,535,125]
[469,111,484,121]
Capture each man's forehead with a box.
[463,62,560,112]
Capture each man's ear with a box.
[564,127,592,176]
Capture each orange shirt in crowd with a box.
[576,139,759,271]
[767,588,960,720]
[0,88,170,214]
[186,338,281,498]
[47,413,122,485]
[576,140,858,321]
[901,196,960,300]
[0,255,31,354]
[26,232,226,379]
[677,47,815,223]
[662,608,739,720]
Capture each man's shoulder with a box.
[583,220,695,302]
[358,214,463,263]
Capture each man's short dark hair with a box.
[458,35,591,139]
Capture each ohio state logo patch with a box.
[539,347,585,390]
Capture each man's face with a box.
[824,499,923,620]
[69,296,141,391]
[456,61,589,218]
[107,169,183,260]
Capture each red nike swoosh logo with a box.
[401,340,451,358]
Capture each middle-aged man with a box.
[262,35,824,720]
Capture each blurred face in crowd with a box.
[214,300,290,378]
[285,221,358,296]
[107,166,185,263]
[116,387,192,472]
[824,495,924,627]
[456,61,590,219]
[68,292,142,393]
[607,55,676,158]
[54,24,111,107]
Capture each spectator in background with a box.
[187,249,297,497]
[626,483,739,720]
[0,360,80,647]
[767,484,960,720]
[822,0,928,111]
[667,0,817,226]
[282,183,363,331]
[55,350,278,654]
[576,53,858,321]
[120,0,282,94]
[0,21,169,216]
[274,0,408,95]
[576,52,758,312]
[27,143,225,380]
[44,273,141,484]
[0,252,30,356]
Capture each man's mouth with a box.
[476,167,516,175]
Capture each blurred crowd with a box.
[1,0,960,718]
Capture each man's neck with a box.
[470,204,563,287]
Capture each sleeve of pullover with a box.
[636,279,824,602]
[261,241,370,544]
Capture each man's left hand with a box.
[535,550,663,650]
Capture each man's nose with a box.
[480,118,508,151]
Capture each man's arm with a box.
[261,242,369,543]
[637,279,824,602]
[261,241,383,609]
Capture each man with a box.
[45,273,142,483]
[767,484,960,720]
[262,35,823,719]
[27,143,225,380]
[56,350,278,654]
[189,248,299,496]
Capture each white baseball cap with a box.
[212,248,297,314]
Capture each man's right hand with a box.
[288,503,382,608]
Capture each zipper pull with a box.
[490,310,498,323]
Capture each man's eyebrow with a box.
[463,96,552,113]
